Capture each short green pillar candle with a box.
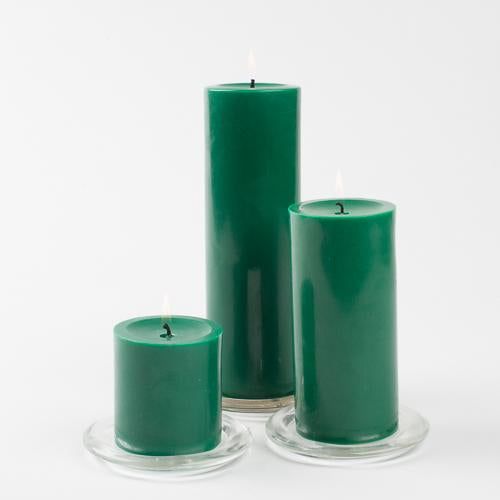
[114,316,223,455]
[205,83,300,400]
[289,199,398,444]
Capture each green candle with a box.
[114,315,222,455]
[289,199,398,444]
[205,83,300,401]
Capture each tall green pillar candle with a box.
[114,315,222,455]
[205,83,300,400]
[289,199,398,444]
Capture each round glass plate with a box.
[222,395,294,419]
[266,405,429,466]
[83,414,252,479]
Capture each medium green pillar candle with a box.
[289,199,398,444]
[205,83,300,400]
[114,316,222,455]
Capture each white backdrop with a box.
[1,1,498,498]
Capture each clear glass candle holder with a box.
[83,413,252,480]
[266,405,429,466]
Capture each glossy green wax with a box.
[206,83,300,399]
[290,199,398,444]
[114,316,222,455]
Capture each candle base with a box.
[83,414,252,480]
[222,395,294,420]
[265,405,429,466]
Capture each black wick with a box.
[250,78,255,88]
[335,202,349,215]
[160,322,174,339]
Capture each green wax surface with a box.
[114,316,222,456]
[290,199,398,444]
[206,83,300,399]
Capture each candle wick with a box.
[335,202,349,215]
[250,79,255,88]
[160,322,174,339]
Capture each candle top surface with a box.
[114,315,222,346]
[290,199,395,219]
[207,83,299,92]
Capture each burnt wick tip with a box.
[160,322,173,339]
[335,202,349,215]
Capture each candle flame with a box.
[248,49,256,82]
[161,295,171,322]
[335,170,345,198]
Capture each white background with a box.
[1,1,498,498]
